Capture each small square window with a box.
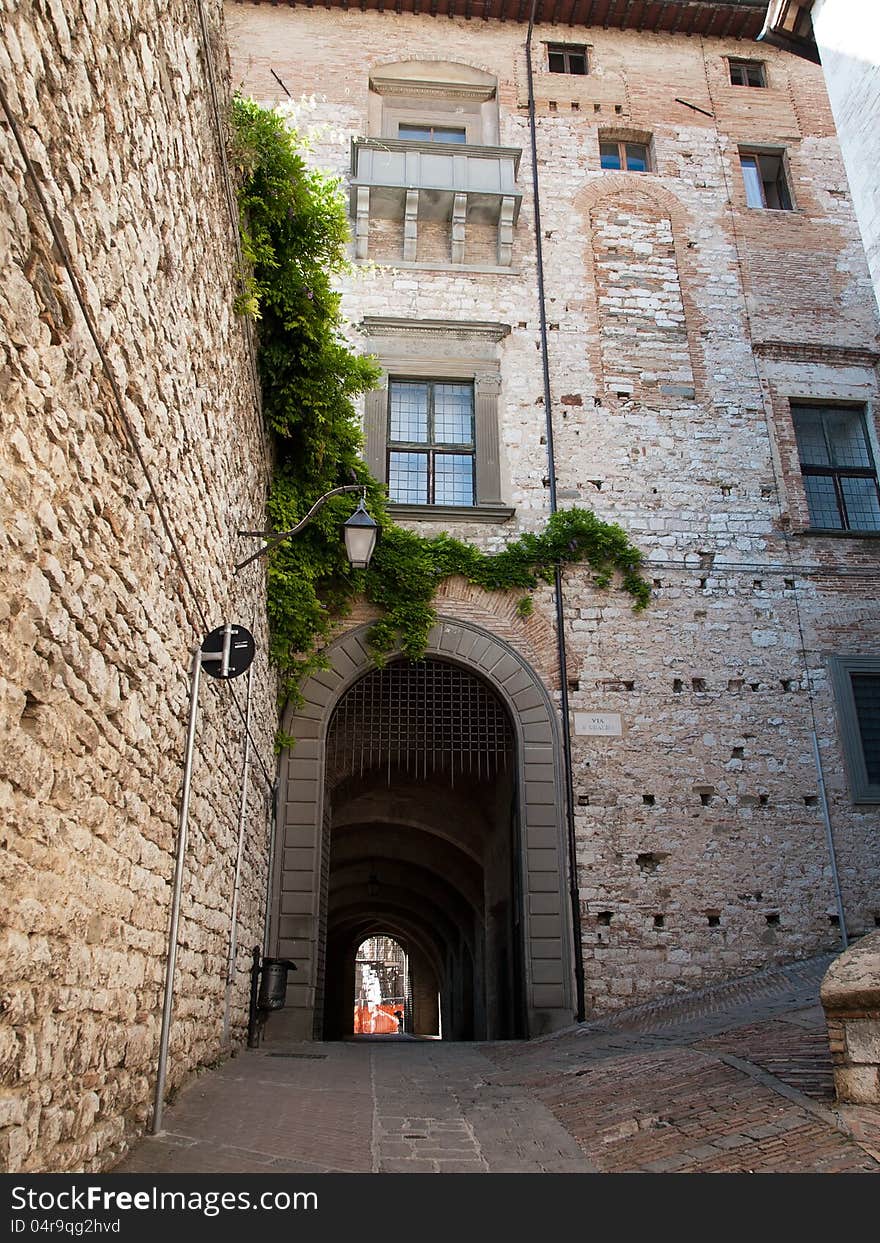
[729,59,766,88]
[739,149,793,210]
[792,404,880,532]
[829,657,880,803]
[547,44,588,76]
[600,140,650,172]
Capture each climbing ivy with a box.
[229,96,650,704]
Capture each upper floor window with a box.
[547,44,588,76]
[388,380,475,506]
[729,58,766,87]
[368,61,499,147]
[739,149,792,210]
[399,124,466,144]
[600,140,650,172]
[792,403,880,532]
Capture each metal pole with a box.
[247,945,262,1048]
[223,661,254,1042]
[263,777,280,957]
[151,646,203,1135]
[526,5,586,1023]
[810,730,848,949]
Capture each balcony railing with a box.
[349,136,522,267]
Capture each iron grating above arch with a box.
[327,658,513,786]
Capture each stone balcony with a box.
[349,136,522,267]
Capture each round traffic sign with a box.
[200,624,256,680]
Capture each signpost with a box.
[151,625,256,1135]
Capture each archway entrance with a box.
[271,618,574,1041]
[321,658,523,1040]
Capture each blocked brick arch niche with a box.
[269,617,576,1041]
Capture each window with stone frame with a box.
[739,149,793,210]
[829,656,880,803]
[728,58,767,87]
[792,403,880,532]
[547,44,588,76]
[360,317,513,522]
[387,380,476,506]
[368,61,499,147]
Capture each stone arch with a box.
[270,616,576,1040]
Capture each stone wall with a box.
[1,1,276,1170]
[228,3,880,1017]
[821,929,880,1105]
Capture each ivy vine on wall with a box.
[229,97,650,705]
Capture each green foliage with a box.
[230,97,650,704]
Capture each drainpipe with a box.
[810,731,848,949]
[525,4,586,1024]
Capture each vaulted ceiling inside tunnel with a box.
[320,658,525,1041]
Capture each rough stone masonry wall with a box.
[228,6,880,1014]
[0,2,276,1171]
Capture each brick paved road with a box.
[117,957,880,1174]
[118,1040,593,1174]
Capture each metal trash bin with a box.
[257,957,297,1011]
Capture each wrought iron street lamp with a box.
[235,484,378,573]
[342,497,379,569]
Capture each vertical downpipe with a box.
[526,6,586,1023]
[811,731,849,949]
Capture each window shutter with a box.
[475,384,501,504]
[363,387,387,482]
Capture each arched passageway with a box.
[270,619,575,1041]
[321,658,523,1040]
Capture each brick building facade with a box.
[227,0,880,1039]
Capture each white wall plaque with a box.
[574,712,623,737]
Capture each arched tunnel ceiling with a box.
[330,772,511,865]
[329,872,472,959]
[330,821,484,911]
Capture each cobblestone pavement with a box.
[117,957,880,1174]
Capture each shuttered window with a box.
[851,675,880,785]
[829,657,880,803]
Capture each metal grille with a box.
[327,659,513,786]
